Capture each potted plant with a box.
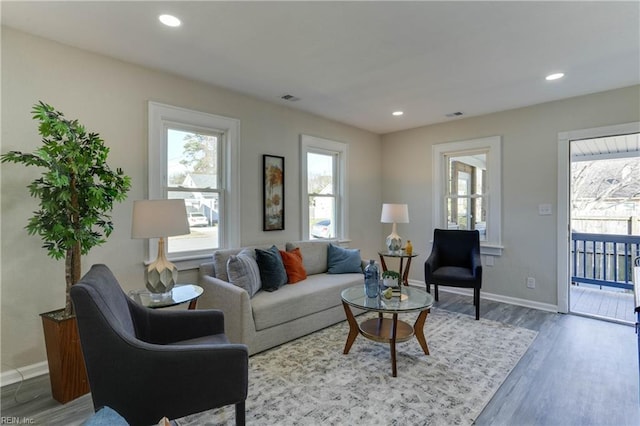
[382,270,401,288]
[1,102,131,403]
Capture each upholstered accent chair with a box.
[70,264,248,425]
[424,229,483,320]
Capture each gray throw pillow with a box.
[227,253,262,297]
[327,243,363,274]
[255,245,288,292]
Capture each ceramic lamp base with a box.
[385,222,402,253]
[146,237,178,294]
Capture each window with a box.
[433,136,502,255]
[301,135,348,240]
[149,102,240,263]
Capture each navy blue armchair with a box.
[70,264,248,425]
[424,229,483,320]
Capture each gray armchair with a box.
[424,229,483,320]
[70,264,248,425]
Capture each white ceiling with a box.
[2,1,639,134]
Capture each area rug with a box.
[176,309,537,426]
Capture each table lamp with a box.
[132,199,190,295]
[380,203,409,253]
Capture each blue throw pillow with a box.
[255,245,288,291]
[327,243,363,274]
[83,406,128,426]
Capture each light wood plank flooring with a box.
[2,291,639,425]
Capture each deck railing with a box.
[572,232,640,290]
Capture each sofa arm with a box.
[198,263,256,347]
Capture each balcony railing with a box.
[572,232,640,290]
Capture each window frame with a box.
[148,102,240,267]
[300,135,349,241]
[433,136,503,256]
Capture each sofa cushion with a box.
[251,272,363,331]
[280,248,307,284]
[227,253,262,297]
[285,240,338,275]
[327,243,363,274]
[212,248,244,282]
[212,245,278,282]
[255,245,288,292]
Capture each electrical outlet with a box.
[526,277,536,289]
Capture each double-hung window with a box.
[148,102,240,262]
[433,136,502,255]
[301,135,348,240]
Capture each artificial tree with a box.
[1,101,131,317]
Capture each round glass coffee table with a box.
[341,285,434,377]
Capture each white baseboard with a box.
[1,361,49,387]
[408,279,559,313]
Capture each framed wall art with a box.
[263,154,285,231]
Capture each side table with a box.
[378,251,419,286]
[129,284,203,309]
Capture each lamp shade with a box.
[131,199,190,239]
[380,203,409,224]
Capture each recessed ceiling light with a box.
[392,111,404,116]
[159,14,181,27]
[545,72,565,81]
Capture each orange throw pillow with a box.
[279,248,307,284]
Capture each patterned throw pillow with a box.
[227,253,262,297]
[279,247,307,284]
[255,245,288,291]
[327,243,363,274]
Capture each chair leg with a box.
[474,288,480,320]
[236,401,246,426]
[426,283,430,294]
[434,285,439,301]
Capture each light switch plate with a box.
[538,204,552,215]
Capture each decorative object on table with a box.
[131,199,190,296]
[364,259,379,298]
[263,154,285,231]
[0,101,131,403]
[380,203,409,253]
[382,270,401,288]
[405,240,413,255]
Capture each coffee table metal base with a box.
[342,301,430,377]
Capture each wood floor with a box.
[2,291,639,425]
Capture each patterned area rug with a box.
[176,309,537,426]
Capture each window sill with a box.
[143,253,212,271]
[480,243,503,257]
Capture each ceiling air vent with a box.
[281,94,300,102]
[446,112,464,118]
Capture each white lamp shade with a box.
[380,203,409,224]
[131,199,190,239]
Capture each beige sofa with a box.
[198,240,365,355]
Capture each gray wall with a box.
[0,28,382,372]
[381,85,640,306]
